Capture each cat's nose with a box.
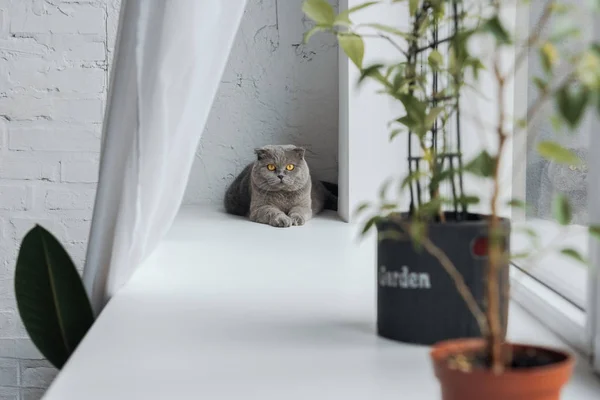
[277,174,284,180]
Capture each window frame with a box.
[510,0,600,372]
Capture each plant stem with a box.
[488,47,508,374]
[509,0,555,81]
[396,220,489,336]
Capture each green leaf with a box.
[539,42,559,74]
[335,1,380,25]
[379,178,393,199]
[508,198,527,208]
[303,25,327,44]
[428,50,444,69]
[533,77,548,93]
[401,170,429,189]
[482,16,512,45]
[560,248,588,264]
[15,226,95,369]
[424,106,444,131]
[338,33,365,68]
[409,0,419,16]
[465,151,496,178]
[589,225,600,240]
[576,50,600,90]
[302,0,336,25]
[456,195,480,205]
[537,141,581,164]
[556,84,590,129]
[359,63,384,84]
[552,193,572,225]
[390,128,405,140]
[361,216,380,235]
[354,202,371,217]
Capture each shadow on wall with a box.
[183,0,339,205]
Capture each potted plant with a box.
[303,0,600,398]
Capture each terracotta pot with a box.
[430,339,574,400]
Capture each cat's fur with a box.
[539,147,588,224]
[224,145,337,227]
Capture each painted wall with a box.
[0,0,120,398]
[183,0,339,205]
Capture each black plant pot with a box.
[376,213,510,345]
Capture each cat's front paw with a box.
[270,214,292,228]
[289,213,305,226]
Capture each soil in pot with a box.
[431,339,574,400]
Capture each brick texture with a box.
[0,0,121,397]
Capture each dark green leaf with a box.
[15,226,95,369]
[457,195,480,205]
[361,216,380,235]
[537,141,581,164]
[409,0,419,16]
[556,84,590,129]
[338,33,365,68]
[560,248,588,264]
[465,151,496,178]
[390,128,405,140]
[359,64,384,84]
[507,198,527,208]
[302,0,336,25]
[552,193,572,225]
[482,16,512,45]
[589,225,600,240]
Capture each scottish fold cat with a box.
[224,145,337,227]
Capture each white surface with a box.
[184,0,339,205]
[84,0,247,313]
[45,207,600,399]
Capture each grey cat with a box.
[538,147,588,225]
[224,145,336,227]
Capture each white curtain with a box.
[83,0,248,314]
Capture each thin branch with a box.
[358,33,409,57]
[395,220,489,337]
[508,0,556,80]
[415,36,453,54]
[524,72,576,149]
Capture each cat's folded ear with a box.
[292,147,306,159]
[255,148,269,160]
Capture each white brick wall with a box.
[0,0,120,398]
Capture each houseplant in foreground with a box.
[14,225,95,369]
[304,0,600,398]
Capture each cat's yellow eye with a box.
[267,164,276,171]
[569,165,577,171]
[286,164,295,171]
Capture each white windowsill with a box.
[43,206,600,400]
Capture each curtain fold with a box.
[83,0,248,314]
